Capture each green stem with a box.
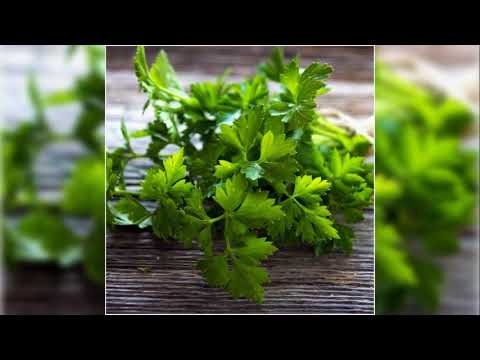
[280,196,293,206]
[161,87,190,102]
[6,198,63,213]
[112,190,140,197]
[48,133,74,143]
[209,213,225,224]
[224,214,232,252]
[169,115,181,143]
[292,197,314,215]
[125,154,150,160]
[280,193,310,213]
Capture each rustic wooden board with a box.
[2,45,104,315]
[106,46,374,314]
[107,46,374,82]
[5,266,104,315]
[107,211,373,314]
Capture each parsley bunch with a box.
[107,47,373,303]
[1,46,105,284]
[375,63,478,313]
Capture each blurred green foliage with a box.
[1,45,105,285]
[375,62,478,313]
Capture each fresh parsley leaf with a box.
[198,235,278,303]
[214,160,240,179]
[234,191,285,226]
[213,174,248,212]
[140,148,193,200]
[257,47,285,82]
[111,196,151,227]
[149,50,182,90]
[271,58,332,129]
[197,255,230,287]
[259,131,296,162]
[219,107,265,155]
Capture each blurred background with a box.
[375,45,479,314]
[0,45,105,314]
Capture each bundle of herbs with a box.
[107,47,373,303]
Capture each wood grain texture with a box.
[106,46,374,314]
[107,46,374,82]
[107,211,373,314]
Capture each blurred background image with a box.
[0,45,105,314]
[375,45,479,314]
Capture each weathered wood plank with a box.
[106,211,373,314]
[107,46,374,82]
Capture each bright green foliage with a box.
[270,58,332,130]
[198,234,278,303]
[310,115,371,156]
[140,148,193,200]
[110,197,151,227]
[63,157,105,221]
[375,62,478,314]
[235,191,285,226]
[2,46,105,285]
[214,160,240,179]
[4,211,81,267]
[293,175,331,201]
[259,131,296,162]
[311,148,373,222]
[213,174,248,211]
[258,47,285,82]
[268,175,339,254]
[219,107,265,154]
[107,47,373,303]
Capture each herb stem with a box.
[112,190,140,197]
[125,154,148,160]
[6,200,63,213]
[209,213,225,224]
[280,193,310,212]
[162,87,190,102]
[224,215,232,252]
[169,116,181,143]
[48,133,75,143]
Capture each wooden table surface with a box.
[106,46,375,314]
[1,45,104,315]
